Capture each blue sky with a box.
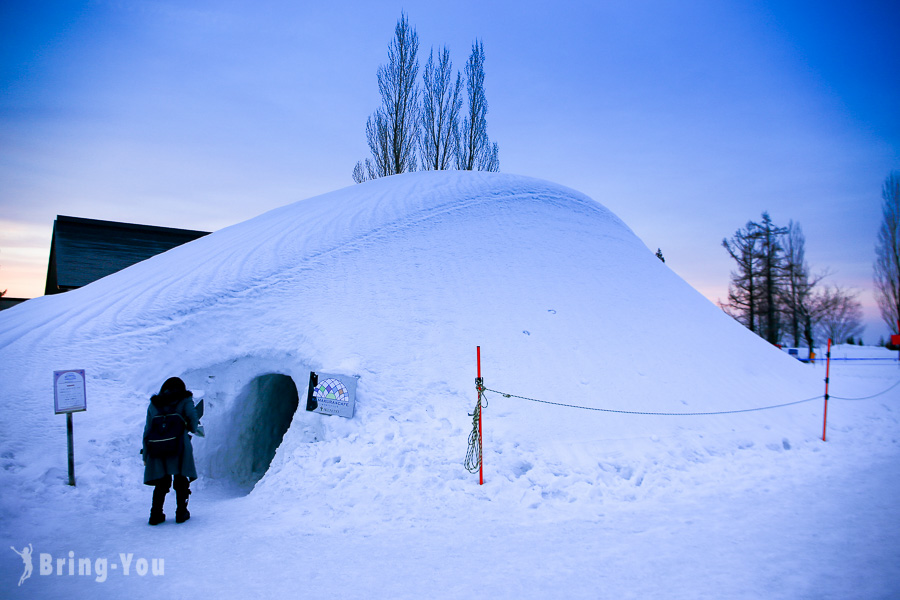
[1,0,898,341]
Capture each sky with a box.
[1,0,898,341]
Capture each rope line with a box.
[822,357,899,361]
[483,375,900,416]
[830,378,900,401]
[465,361,900,477]
[482,387,824,416]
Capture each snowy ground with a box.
[1,174,898,598]
[2,349,898,599]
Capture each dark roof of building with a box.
[45,215,210,295]
[0,297,29,311]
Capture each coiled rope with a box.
[464,380,487,474]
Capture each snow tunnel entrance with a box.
[225,373,299,493]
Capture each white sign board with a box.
[305,371,357,418]
[54,370,87,414]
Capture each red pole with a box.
[822,338,832,441]
[477,346,483,485]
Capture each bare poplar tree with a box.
[456,40,499,172]
[420,47,462,171]
[874,171,900,332]
[780,221,807,346]
[352,161,368,184]
[353,14,420,183]
[779,221,828,354]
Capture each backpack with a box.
[145,408,186,459]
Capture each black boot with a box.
[149,485,168,525]
[174,477,191,523]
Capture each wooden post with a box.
[66,413,76,486]
[477,346,483,486]
[53,369,86,486]
[822,338,832,442]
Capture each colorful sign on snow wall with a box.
[305,371,357,418]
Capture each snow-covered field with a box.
[1,172,898,598]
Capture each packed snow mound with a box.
[0,172,822,508]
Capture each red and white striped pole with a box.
[822,338,832,441]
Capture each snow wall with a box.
[0,172,824,508]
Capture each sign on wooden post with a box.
[54,370,86,486]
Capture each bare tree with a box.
[721,221,763,333]
[420,46,462,171]
[456,40,499,172]
[483,141,499,172]
[352,161,368,184]
[779,221,829,354]
[874,171,900,332]
[780,220,807,346]
[353,13,420,183]
[816,285,864,344]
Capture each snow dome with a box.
[0,171,821,499]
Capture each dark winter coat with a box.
[142,387,200,485]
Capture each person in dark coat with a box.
[142,377,200,525]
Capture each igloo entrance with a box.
[210,373,300,494]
